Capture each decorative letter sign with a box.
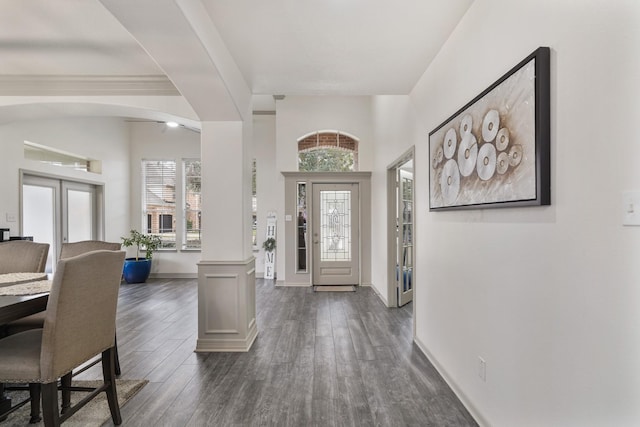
[264,212,277,279]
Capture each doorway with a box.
[312,183,360,285]
[387,149,415,307]
[21,174,102,272]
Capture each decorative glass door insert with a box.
[320,190,351,261]
[312,183,359,286]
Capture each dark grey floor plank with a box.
[347,317,377,361]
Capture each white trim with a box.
[296,129,360,142]
[149,273,197,279]
[195,325,258,353]
[277,282,311,287]
[0,74,179,96]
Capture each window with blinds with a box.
[183,159,202,249]
[142,160,176,248]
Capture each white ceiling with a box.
[203,0,473,95]
[0,0,473,119]
[0,0,164,76]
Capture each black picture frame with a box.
[429,47,550,211]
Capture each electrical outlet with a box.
[478,357,486,382]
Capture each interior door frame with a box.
[281,172,371,287]
[387,147,416,314]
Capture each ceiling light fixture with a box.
[166,121,179,128]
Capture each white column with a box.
[196,120,257,352]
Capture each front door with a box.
[312,183,359,285]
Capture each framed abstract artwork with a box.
[429,47,550,210]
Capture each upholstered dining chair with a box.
[5,241,123,375]
[0,250,125,426]
[58,240,122,260]
[0,240,49,274]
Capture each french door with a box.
[22,174,99,272]
[397,169,413,306]
[312,183,360,285]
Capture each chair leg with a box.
[0,383,10,422]
[28,383,42,424]
[60,373,72,414]
[102,347,122,425]
[41,381,60,427]
[114,334,121,376]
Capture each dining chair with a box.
[0,240,49,274]
[5,241,123,375]
[0,250,125,426]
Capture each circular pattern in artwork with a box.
[476,143,497,181]
[482,109,500,142]
[495,128,510,151]
[432,146,444,169]
[459,114,473,136]
[443,128,457,159]
[457,132,478,177]
[440,159,461,206]
[508,144,523,167]
[497,151,510,175]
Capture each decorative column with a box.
[196,120,257,352]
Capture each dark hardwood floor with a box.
[79,278,477,426]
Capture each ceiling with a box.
[0,0,473,120]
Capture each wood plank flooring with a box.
[79,278,478,426]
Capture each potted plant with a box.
[121,229,162,283]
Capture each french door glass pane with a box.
[320,190,351,261]
[67,189,92,242]
[23,184,55,273]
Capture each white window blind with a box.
[142,160,176,248]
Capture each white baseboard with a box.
[277,282,311,287]
[413,337,488,427]
[149,273,197,279]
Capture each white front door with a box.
[312,183,359,285]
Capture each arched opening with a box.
[297,131,359,172]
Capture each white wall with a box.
[253,113,278,276]
[370,95,421,304]
[0,117,130,242]
[369,0,640,425]
[274,96,374,281]
[129,121,202,276]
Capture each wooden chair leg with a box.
[41,381,60,427]
[60,373,72,414]
[102,347,122,425]
[28,383,42,424]
[0,383,10,422]
[113,334,121,376]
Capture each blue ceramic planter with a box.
[123,258,152,284]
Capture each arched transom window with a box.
[297,131,359,172]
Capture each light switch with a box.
[5,213,16,222]
[285,215,292,221]
[622,191,640,226]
